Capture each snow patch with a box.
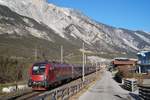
[2,86,16,93]
[0,0,7,5]
[70,33,77,38]
[115,29,123,33]
[26,27,53,41]
[22,18,34,27]
[123,38,139,50]
[88,56,110,63]
[2,85,28,93]
[134,32,150,43]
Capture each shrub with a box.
[0,56,22,83]
[114,71,123,83]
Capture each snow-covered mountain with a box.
[0,0,150,58]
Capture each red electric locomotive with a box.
[28,62,73,90]
[28,61,97,90]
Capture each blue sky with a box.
[48,0,150,32]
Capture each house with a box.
[137,51,150,73]
[111,58,137,77]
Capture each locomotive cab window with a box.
[32,64,46,75]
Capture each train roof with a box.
[33,61,69,66]
[33,62,49,65]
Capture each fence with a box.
[139,85,150,100]
[124,79,138,92]
[32,79,93,100]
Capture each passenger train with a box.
[28,61,96,90]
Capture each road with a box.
[79,70,131,100]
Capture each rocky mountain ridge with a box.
[0,0,150,59]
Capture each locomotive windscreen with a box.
[32,64,46,75]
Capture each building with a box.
[111,58,137,78]
[137,51,150,73]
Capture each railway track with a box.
[8,91,39,100]
[0,90,44,100]
[12,91,43,100]
[1,71,99,100]
[2,80,80,100]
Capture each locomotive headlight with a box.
[28,79,32,87]
[43,74,46,80]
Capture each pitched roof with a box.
[112,60,136,65]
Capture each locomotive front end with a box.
[28,63,49,90]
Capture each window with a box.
[32,64,46,75]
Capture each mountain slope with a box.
[0,4,79,61]
[0,0,150,58]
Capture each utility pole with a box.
[84,54,86,64]
[96,61,97,74]
[71,65,74,78]
[34,47,38,61]
[82,42,85,82]
[61,45,63,63]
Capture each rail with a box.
[1,70,100,100]
[33,80,93,100]
[33,75,96,100]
